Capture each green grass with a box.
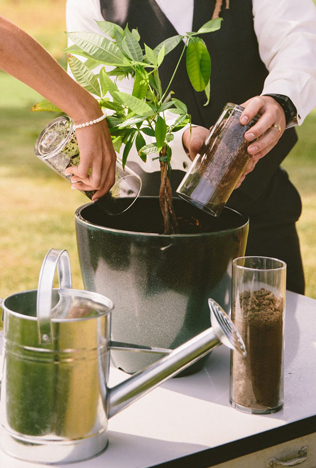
[0,73,85,297]
[282,109,316,297]
[0,0,67,61]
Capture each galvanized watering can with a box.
[0,249,245,464]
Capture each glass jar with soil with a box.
[34,116,141,215]
[177,103,259,217]
[230,256,286,414]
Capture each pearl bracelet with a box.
[73,113,106,130]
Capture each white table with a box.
[0,291,315,467]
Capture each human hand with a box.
[182,126,211,161]
[65,118,116,201]
[236,95,286,188]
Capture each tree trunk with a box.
[159,151,179,234]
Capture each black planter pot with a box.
[75,197,249,375]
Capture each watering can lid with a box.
[37,249,114,345]
[34,115,74,158]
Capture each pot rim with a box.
[75,200,249,238]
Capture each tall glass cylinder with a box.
[230,256,286,414]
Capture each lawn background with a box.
[0,0,316,299]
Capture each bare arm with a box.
[0,16,116,199]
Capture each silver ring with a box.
[272,123,282,134]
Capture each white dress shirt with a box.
[66,0,316,172]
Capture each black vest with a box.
[100,0,298,205]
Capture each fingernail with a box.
[245,132,255,141]
[248,145,258,154]
[71,186,77,190]
[240,116,249,124]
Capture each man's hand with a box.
[182,126,210,161]
[236,95,286,187]
[182,95,286,189]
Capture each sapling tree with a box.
[34,18,222,234]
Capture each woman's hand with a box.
[65,117,116,201]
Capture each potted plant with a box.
[34,20,249,375]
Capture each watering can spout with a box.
[107,327,219,419]
[107,298,246,420]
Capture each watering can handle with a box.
[37,249,72,345]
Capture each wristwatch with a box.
[263,94,299,127]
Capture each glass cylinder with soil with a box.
[230,256,286,414]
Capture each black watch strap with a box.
[263,94,297,125]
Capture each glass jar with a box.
[177,103,259,217]
[34,116,142,215]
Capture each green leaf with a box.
[157,44,165,67]
[119,116,147,128]
[131,28,141,42]
[122,29,143,62]
[64,44,93,59]
[114,27,125,54]
[173,114,190,128]
[155,115,167,149]
[170,114,191,132]
[166,144,172,164]
[132,66,149,100]
[114,92,154,117]
[204,80,211,106]
[166,134,174,143]
[141,127,155,137]
[144,44,158,66]
[136,132,146,152]
[121,37,134,60]
[84,57,102,70]
[172,99,187,114]
[107,115,126,128]
[197,18,223,35]
[100,98,123,113]
[153,69,162,99]
[68,54,101,96]
[122,130,137,167]
[99,68,119,98]
[168,108,184,115]
[96,20,124,38]
[108,66,133,80]
[159,101,177,112]
[139,143,159,155]
[186,37,211,92]
[111,135,123,152]
[30,99,62,113]
[154,35,183,56]
[67,32,128,66]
